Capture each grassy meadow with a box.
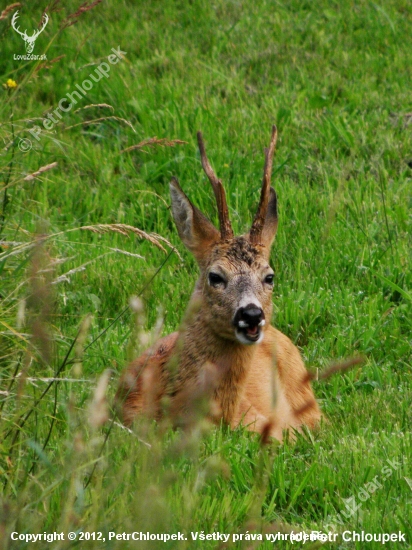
[0,0,411,548]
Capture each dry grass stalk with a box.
[22,377,90,383]
[72,314,93,377]
[149,234,182,260]
[52,250,145,285]
[0,3,21,20]
[24,162,58,182]
[42,0,62,18]
[35,55,66,72]
[16,299,25,329]
[11,237,54,415]
[64,116,135,133]
[74,103,114,113]
[88,369,111,429]
[169,361,222,431]
[260,415,277,446]
[61,0,102,28]
[294,399,320,418]
[51,252,111,284]
[112,420,151,448]
[121,137,188,154]
[17,354,32,401]
[0,224,181,264]
[108,248,144,258]
[80,224,172,254]
[303,356,365,384]
[26,236,54,365]
[126,296,146,364]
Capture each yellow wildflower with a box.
[4,79,17,89]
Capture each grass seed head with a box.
[88,369,111,429]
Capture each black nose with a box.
[234,304,265,328]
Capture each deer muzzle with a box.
[233,304,265,344]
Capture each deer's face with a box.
[199,238,274,344]
[170,127,279,346]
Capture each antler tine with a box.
[11,11,26,38]
[37,13,49,34]
[249,125,278,244]
[197,131,234,240]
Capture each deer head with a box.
[170,126,278,346]
[11,11,49,54]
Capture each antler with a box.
[33,13,49,39]
[197,132,234,240]
[249,125,278,244]
[11,11,27,38]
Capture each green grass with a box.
[0,0,411,548]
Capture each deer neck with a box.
[176,293,257,422]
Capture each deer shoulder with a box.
[116,126,321,441]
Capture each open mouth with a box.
[235,324,263,344]
[233,305,265,345]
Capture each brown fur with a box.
[116,236,321,440]
[115,130,321,441]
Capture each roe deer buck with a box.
[116,126,321,441]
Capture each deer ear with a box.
[259,187,278,249]
[170,178,220,263]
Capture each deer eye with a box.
[264,274,274,285]
[208,272,225,287]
